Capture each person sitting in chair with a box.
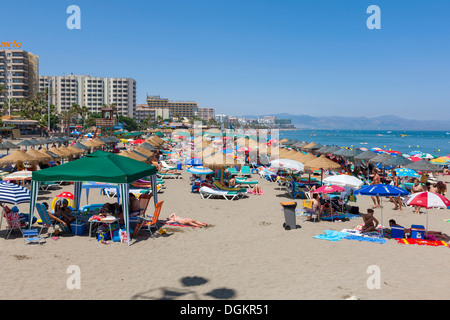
[43,202,69,228]
[54,199,75,227]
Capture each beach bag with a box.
[119,229,128,243]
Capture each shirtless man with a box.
[361,208,379,233]
[411,178,424,214]
[389,171,402,211]
[371,169,381,208]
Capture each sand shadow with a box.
[130,275,236,300]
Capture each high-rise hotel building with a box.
[39,74,136,118]
[144,95,214,121]
[0,49,39,110]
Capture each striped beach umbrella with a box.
[0,181,31,204]
[2,170,33,181]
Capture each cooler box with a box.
[71,222,86,235]
[177,162,182,170]
[410,225,425,239]
[281,201,297,230]
[390,226,404,239]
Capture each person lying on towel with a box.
[166,213,207,228]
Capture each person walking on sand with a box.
[371,169,381,208]
[389,170,402,211]
[411,178,424,214]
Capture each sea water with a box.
[278,130,450,156]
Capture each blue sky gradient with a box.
[2,0,449,119]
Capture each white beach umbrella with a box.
[270,159,304,172]
[322,175,364,189]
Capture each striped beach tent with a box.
[29,150,157,245]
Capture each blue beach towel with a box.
[344,234,386,244]
[313,230,348,241]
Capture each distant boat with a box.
[446,132,450,135]
[360,142,368,145]
[387,131,392,133]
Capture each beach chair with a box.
[132,200,164,239]
[240,165,252,177]
[199,186,240,200]
[286,181,307,199]
[156,171,182,179]
[235,177,259,188]
[36,203,71,238]
[213,180,247,196]
[1,204,25,239]
[39,181,59,191]
[160,160,177,171]
[227,167,240,176]
[301,200,319,223]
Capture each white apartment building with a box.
[39,74,136,118]
[0,49,39,110]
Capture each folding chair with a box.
[132,200,164,239]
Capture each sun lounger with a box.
[235,177,259,188]
[212,180,247,194]
[199,186,241,200]
[240,165,252,177]
[160,160,177,170]
[227,167,240,176]
[39,182,59,191]
[156,171,182,179]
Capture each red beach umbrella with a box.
[405,191,450,232]
[312,185,346,194]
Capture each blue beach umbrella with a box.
[186,166,214,176]
[354,184,409,236]
[184,158,203,166]
[394,168,420,178]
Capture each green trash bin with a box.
[281,201,297,230]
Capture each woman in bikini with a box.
[166,213,207,227]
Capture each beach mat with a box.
[396,238,449,247]
[344,234,386,244]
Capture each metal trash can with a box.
[281,201,297,230]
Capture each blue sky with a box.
[2,0,450,120]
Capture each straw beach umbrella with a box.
[26,149,53,163]
[0,150,38,164]
[405,159,441,172]
[304,155,341,184]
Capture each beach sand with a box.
[1,170,450,300]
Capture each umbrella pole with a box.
[380,196,384,237]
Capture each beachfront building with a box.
[146,95,199,119]
[38,74,137,118]
[134,104,171,122]
[197,107,215,121]
[0,49,39,112]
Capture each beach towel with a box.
[165,222,197,228]
[396,238,449,247]
[313,230,348,241]
[344,234,386,244]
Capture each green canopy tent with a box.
[29,150,158,245]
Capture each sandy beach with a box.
[1,165,450,300]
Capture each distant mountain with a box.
[241,113,450,131]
